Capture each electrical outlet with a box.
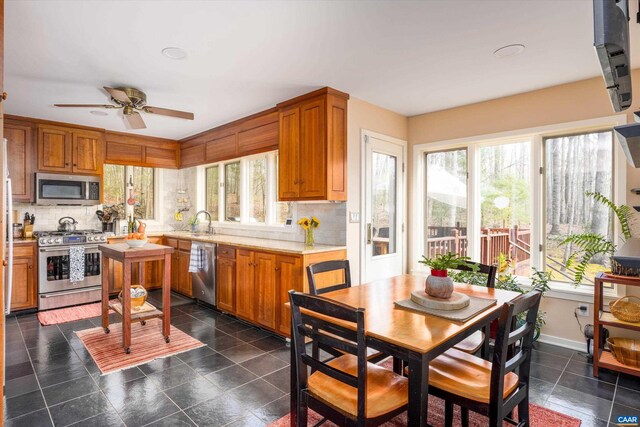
[577,303,590,317]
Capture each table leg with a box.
[163,253,171,342]
[407,353,429,427]
[123,260,131,354]
[139,261,146,287]
[101,255,110,333]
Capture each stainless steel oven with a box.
[36,173,101,206]
[36,230,106,310]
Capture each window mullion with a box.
[266,153,276,225]
[467,145,481,262]
[239,158,248,224]
[531,135,543,272]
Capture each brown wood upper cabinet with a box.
[277,88,348,201]
[104,131,179,169]
[4,119,34,202]
[37,125,102,175]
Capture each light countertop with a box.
[109,231,346,255]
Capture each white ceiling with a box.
[5,0,640,140]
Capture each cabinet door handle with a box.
[65,162,70,166]
[73,163,77,167]
[299,180,305,184]
[275,267,280,271]
[293,179,298,184]
[1,92,7,101]
[28,265,33,270]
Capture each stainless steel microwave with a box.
[36,173,101,206]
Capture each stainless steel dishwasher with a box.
[191,243,217,306]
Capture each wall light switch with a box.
[349,212,360,223]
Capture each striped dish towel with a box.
[189,242,205,272]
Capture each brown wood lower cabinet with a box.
[216,245,345,337]
[11,243,37,311]
[216,256,236,313]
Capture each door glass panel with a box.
[479,141,532,277]
[371,152,397,256]
[425,149,468,258]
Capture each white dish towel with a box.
[189,242,205,273]
[69,245,85,283]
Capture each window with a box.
[204,152,290,227]
[103,165,156,220]
[425,149,468,258]
[205,166,219,221]
[480,141,531,277]
[419,127,619,290]
[247,157,266,223]
[225,162,241,222]
[544,131,613,284]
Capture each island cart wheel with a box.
[141,320,146,326]
[125,347,130,354]
[104,327,110,334]
[165,336,170,343]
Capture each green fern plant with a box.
[561,192,633,285]
[586,191,633,239]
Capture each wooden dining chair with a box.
[307,261,389,365]
[425,290,542,427]
[289,290,408,427]
[452,261,497,355]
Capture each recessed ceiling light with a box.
[162,47,187,60]
[90,110,108,116]
[493,44,525,58]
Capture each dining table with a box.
[289,274,522,427]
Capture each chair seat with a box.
[453,330,485,354]
[307,354,408,418]
[426,348,519,404]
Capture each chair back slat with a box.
[301,354,359,388]
[453,261,497,288]
[307,260,351,295]
[490,290,542,417]
[289,290,369,420]
[298,323,358,355]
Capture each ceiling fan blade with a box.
[145,106,194,120]
[54,104,116,108]
[104,87,132,104]
[124,111,146,129]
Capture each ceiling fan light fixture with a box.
[493,44,525,58]
[161,47,187,60]
[90,110,108,116]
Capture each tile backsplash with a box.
[12,205,102,232]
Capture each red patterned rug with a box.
[38,301,105,325]
[75,318,204,374]
[270,396,581,426]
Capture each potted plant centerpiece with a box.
[419,252,478,299]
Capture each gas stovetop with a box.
[35,229,107,247]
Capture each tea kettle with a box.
[57,217,78,232]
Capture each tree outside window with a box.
[103,164,155,220]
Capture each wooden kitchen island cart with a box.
[99,243,174,354]
[593,272,640,378]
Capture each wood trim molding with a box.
[276,87,349,109]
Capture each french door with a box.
[362,133,405,283]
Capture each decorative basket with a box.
[609,296,640,323]
[607,337,640,368]
[118,285,148,310]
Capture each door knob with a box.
[366,223,372,245]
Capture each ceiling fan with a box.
[54,87,194,130]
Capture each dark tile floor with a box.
[4,292,640,426]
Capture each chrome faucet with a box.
[195,210,214,234]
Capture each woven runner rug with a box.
[75,318,204,374]
[38,301,104,325]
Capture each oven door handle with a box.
[40,287,101,298]
[39,247,100,253]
